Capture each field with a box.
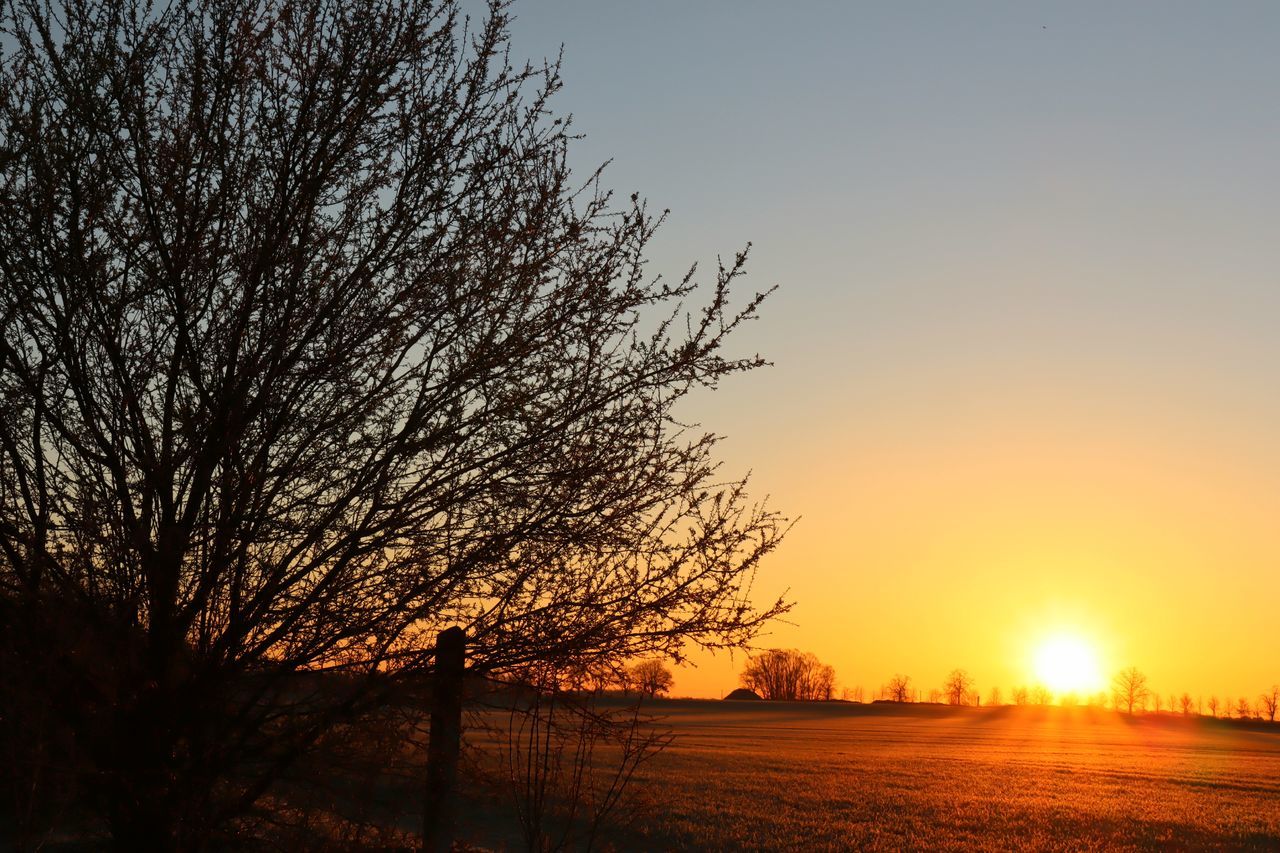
[460,699,1280,851]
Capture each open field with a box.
[461,699,1280,851]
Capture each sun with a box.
[1033,634,1104,696]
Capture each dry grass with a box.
[518,700,1280,851]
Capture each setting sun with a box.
[1033,635,1104,697]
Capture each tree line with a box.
[732,655,1279,723]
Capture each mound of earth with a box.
[724,688,762,700]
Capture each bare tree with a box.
[987,686,1002,707]
[1029,684,1052,707]
[1260,686,1279,723]
[0,0,788,844]
[1012,686,1029,707]
[1179,693,1195,716]
[1112,667,1149,715]
[1152,693,1163,714]
[944,669,973,706]
[1208,696,1220,718]
[809,662,837,702]
[1236,697,1254,720]
[740,650,834,701]
[841,686,864,703]
[626,661,675,698]
[884,674,912,703]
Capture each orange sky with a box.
[675,366,1279,701]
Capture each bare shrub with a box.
[501,673,672,851]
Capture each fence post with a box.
[423,626,466,852]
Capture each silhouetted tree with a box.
[1179,693,1195,716]
[944,669,973,706]
[1208,696,1221,718]
[987,687,1002,707]
[1112,667,1149,715]
[1152,693,1163,714]
[884,674,912,703]
[810,662,837,701]
[1012,686,1029,707]
[1260,686,1279,723]
[841,686,865,703]
[0,0,787,844]
[1029,684,1052,706]
[1236,697,1254,720]
[626,661,675,698]
[741,650,834,701]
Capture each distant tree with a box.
[627,660,675,698]
[1168,694,1177,715]
[1152,693,1163,714]
[944,669,974,706]
[1260,686,1279,723]
[885,674,912,703]
[1208,696,1220,718]
[1012,686,1029,707]
[1236,697,1254,720]
[1029,684,1053,706]
[988,687,1003,707]
[811,663,838,702]
[927,688,942,704]
[1087,691,1109,709]
[741,650,835,701]
[841,686,865,703]
[1179,693,1195,716]
[1112,667,1149,715]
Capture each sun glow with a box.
[1033,634,1104,696]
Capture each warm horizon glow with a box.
[1033,634,1105,698]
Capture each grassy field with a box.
[461,699,1280,851]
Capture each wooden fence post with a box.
[423,626,466,852]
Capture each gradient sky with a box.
[506,2,1280,702]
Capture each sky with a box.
[505,2,1280,702]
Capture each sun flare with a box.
[1032,634,1104,697]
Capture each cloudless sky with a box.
[504,2,1280,702]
